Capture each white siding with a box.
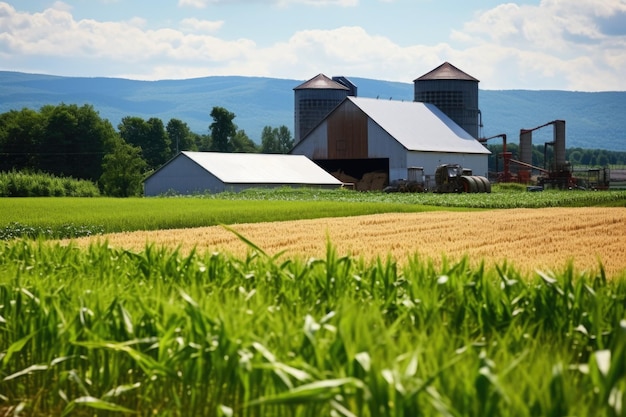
[367,120,407,181]
[144,152,342,196]
[291,123,329,159]
[144,155,225,196]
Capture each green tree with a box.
[100,139,147,197]
[581,151,592,165]
[118,116,147,146]
[194,133,211,151]
[0,108,45,172]
[260,125,294,154]
[194,133,213,152]
[533,147,545,168]
[39,105,77,176]
[231,130,258,153]
[597,152,609,167]
[568,150,582,165]
[0,105,114,181]
[209,106,236,152]
[166,118,197,154]
[118,116,170,170]
[145,117,171,167]
[37,104,115,181]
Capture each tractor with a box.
[434,164,491,193]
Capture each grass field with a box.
[2,188,626,416]
[1,187,625,239]
[0,194,458,238]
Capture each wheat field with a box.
[65,207,626,277]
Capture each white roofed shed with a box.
[144,151,343,196]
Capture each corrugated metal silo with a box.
[519,129,533,182]
[413,62,481,138]
[553,120,566,171]
[294,74,352,143]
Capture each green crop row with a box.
[1,187,625,240]
[208,186,626,208]
[1,239,625,416]
[0,222,105,240]
[0,196,454,240]
[0,171,100,197]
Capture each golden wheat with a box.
[64,207,626,277]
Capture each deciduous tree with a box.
[166,118,197,154]
[0,109,45,172]
[118,116,171,170]
[209,107,236,152]
[100,139,147,197]
[260,125,294,154]
[231,130,258,153]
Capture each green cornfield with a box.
[1,238,625,416]
[1,188,625,240]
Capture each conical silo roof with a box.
[414,62,479,82]
[294,74,351,90]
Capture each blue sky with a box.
[1,0,626,90]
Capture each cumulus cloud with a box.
[179,18,223,33]
[274,0,357,6]
[177,0,213,8]
[178,0,357,7]
[1,0,625,90]
[0,2,253,72]
[451,0,626,90]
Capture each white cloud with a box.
[177,0,213,8]
[0,2,253,66]
[275,0,358,6]
[1,0,625,90]
[258,26,448,82]
[178,0,357,7]
[180,18,223,33]
[450,0,626,90]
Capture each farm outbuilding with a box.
[143,151,343,196]
[290,63,490,190]
[290,95,490,190]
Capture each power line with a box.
[0,152,107,156]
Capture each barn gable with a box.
[291,96,490,188]
[144,151,343,196]
[292,97,489,156]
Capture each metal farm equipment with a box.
[434,164,491,193]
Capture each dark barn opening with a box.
[313,158,389,190]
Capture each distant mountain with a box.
[1,71,624,151]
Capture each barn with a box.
[290,62,491,190]
[290,96,490,189]
[144,151,343,196]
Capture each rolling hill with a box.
[1,71,624,151]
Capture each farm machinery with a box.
[479,120,602,189]
[518,120,577,189]
[384,164,491,193]
[433,164,491,193]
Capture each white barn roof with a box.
[144,152,344,196]
[347,96,490,154]
[179,151,342,185]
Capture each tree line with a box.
[3,103,623,197]
[0,104,294,196]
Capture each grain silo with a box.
[414,62,482,138]
[293,74,355,143]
